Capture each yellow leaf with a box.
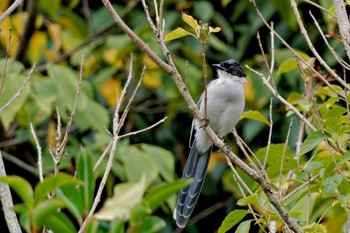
[142,72,162,89]
[0,0,9,13]
[47,23,62,51]
[28,31,47,63]
[46,120,57,148]
[208,152,219,172]
[209,26,221,33]
[181,12,199,30]
[244,77,255,104]
[164,27,195,41]
[99,79,122,107]
[103,49,124,69]
[241,110,270,126]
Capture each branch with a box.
[0,0,23,25]
[0,151,22,233]
[119,116,167,138]
[290,0,349,88]
[250,0,350,92]
[30,123,43,182]
[1,151,37,175]
[0,27,12,96]
[332,0,350,61]
[246,65,316,131]
[15,0,39,62]
[0,64,35,114]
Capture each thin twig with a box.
[0,151,22,233]
[226,157,268,232]
[0,0,23,25]
[0,27,12,96]
[301,0,334,17]
[263,98,273,168]
[278,119,293,196]
[119,116,167,138]
[250,0,350,92]
[0,64,35,114]
[30,123,43,182]
[282,174,319,201]
[332,0,350,61]
[93,141,112,172]
[246,65,316,131]
[232,129,260,170]
[307,174,311,225]
[1,151,37,174]
[309,11,350,70]
[54,55,84,173]
[79,54,149,233]
[290,0,349,87]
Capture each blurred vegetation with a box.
[0,0,350,232]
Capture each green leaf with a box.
[237,194,258,206]
[0,176,34,206]
[137,216,166,233]
[164,28,195,41]
[277,58,298,75]
[235,220,252,233]
[143,179,192,211]
[95,177,147,220]
[77,148,94,211]
[56,183,84,223]
[33,198,67,228]
[120,146,158,186]
[303,222,327,233]
[218,209,249,233]
[325,174,342,195]
[76,99,110,132]
[35,173,81,202]
[299,130,324,155]
[41,210,77,233]
[241,110,270,125]
[141,144,175,182]
[181,12,199,30]
[0,71,31,131]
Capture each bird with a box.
[173,59,246,228]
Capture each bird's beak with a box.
[212,64,223,70]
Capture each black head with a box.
[212,59,246,78]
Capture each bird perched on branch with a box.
[174,59,246,228]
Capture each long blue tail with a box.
[174,144,212,228]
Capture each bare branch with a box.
[0,151,22,233]
[30,123,43,182]
[332,0,350,61]
[309,11,350,70]
[0,27,12,96]
[278,119,293,196]
[263,98,273,168]
[119,116,167,138]
[0,64,35,114]
[290,0,349,88]
[250,0,350,92]
[0,0,23,25]
[1,151,37,175]
[54,55,84,173]
[246,65,316,131]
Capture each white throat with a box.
[217,70,247,84]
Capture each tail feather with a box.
[174,145,212,228]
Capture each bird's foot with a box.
[221,143,231,154]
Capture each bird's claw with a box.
[221,143,231,154]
